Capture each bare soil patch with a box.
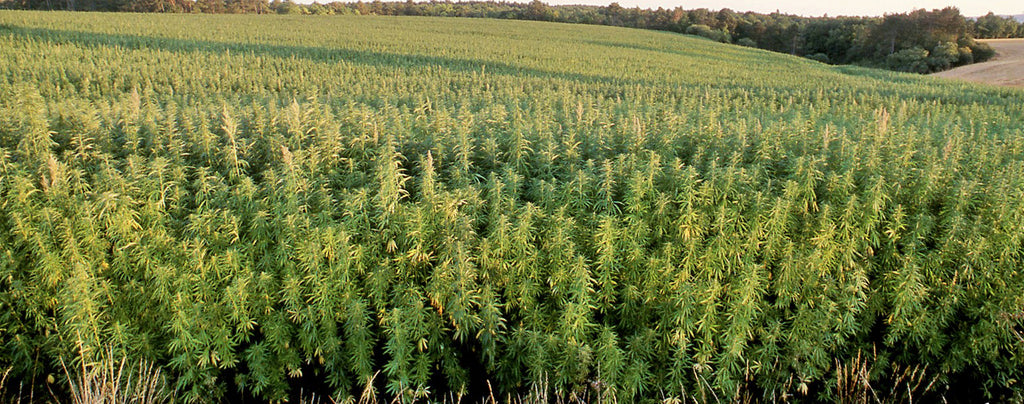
[932,39,1024,88]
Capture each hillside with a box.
[1,11,1024,403]
[1,1,1000,74]
[933,39,1024,87]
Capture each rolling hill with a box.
[933,39,1024,87]
[1,11,1023,403]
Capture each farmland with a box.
[1,11,1023,403]
[933,39,1024,88]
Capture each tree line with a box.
[1,0,1014,73]
[973,12,1024,38]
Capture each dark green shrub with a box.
[685,24,729,42]
[887,46,930,73]
[737,37,757,47]
[805,52,830,64]
[971,41,996,62]
[956,46,974,64]
[927,42,960,70]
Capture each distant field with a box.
[1,11,1023,403]
[933,39,1024,87]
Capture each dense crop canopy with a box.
[0,11,1023,403]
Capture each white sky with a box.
[302,0,1023,18]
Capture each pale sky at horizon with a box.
[299,0,1023,18]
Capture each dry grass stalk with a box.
[834,348,939,404]
[62,355,168,404]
